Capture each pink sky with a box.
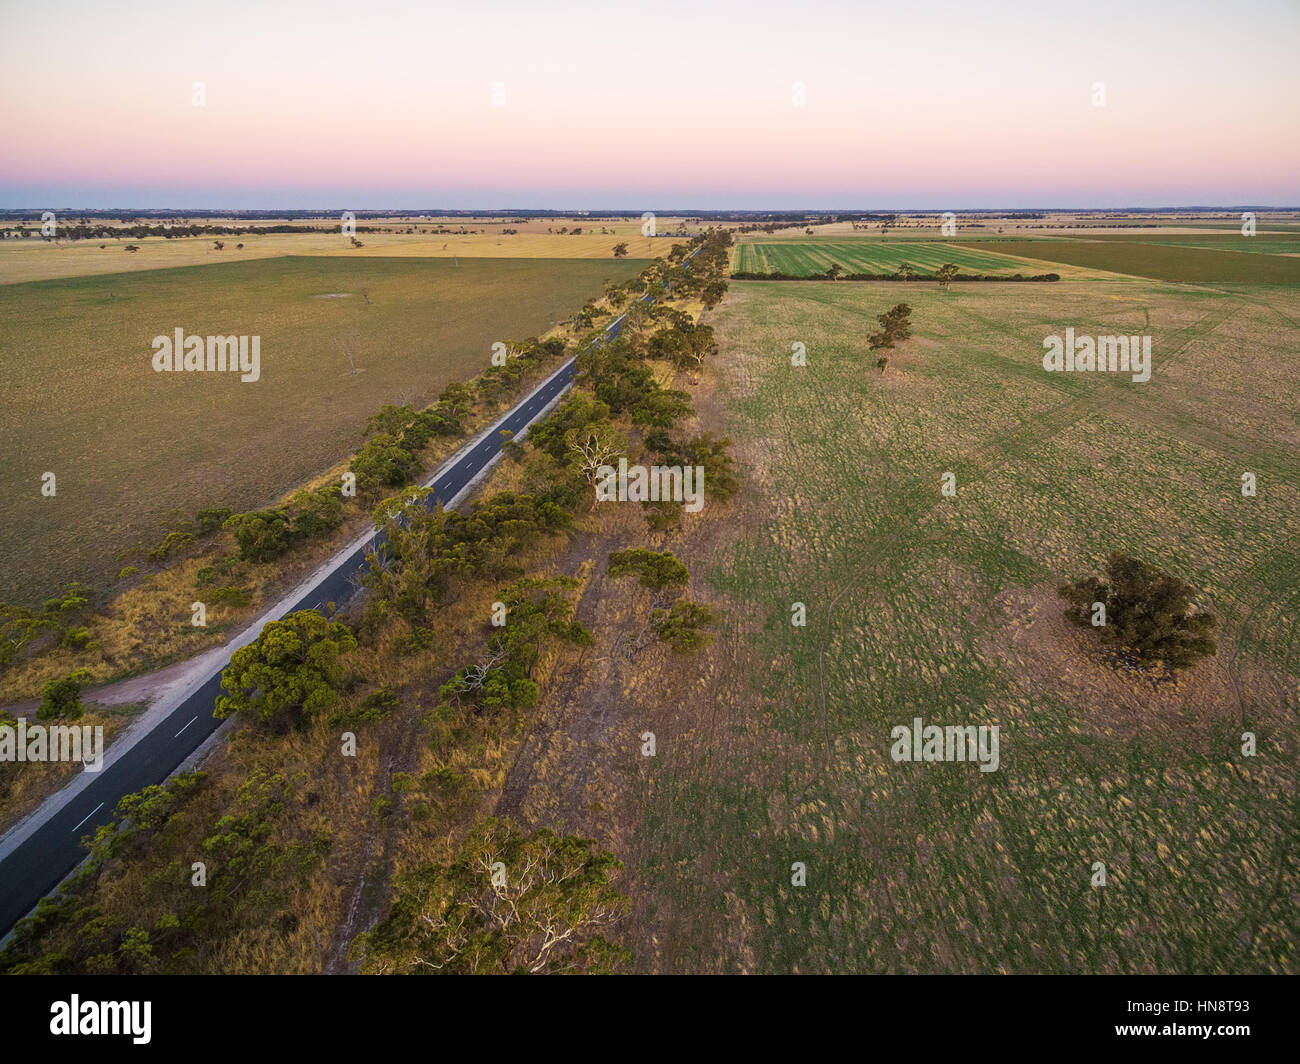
[3,0,1297,208]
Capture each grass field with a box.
[950,239,1300,283]
[1078,233,1300,256]
[624,278,1300,972]
[0,255,647,604]
[733,240,1080,277]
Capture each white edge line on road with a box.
[70,803,104,835]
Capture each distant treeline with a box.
[732,214,897,234]
[730,270,1062,282]
[0,223,383,240]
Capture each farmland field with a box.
[621,278,1300,973]
[0,254,647,604]
[0,217,686,286]
[950,239,1300,283]
[1077,233,1300,255]
[733,240,1078,277]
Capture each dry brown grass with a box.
[0,217,692,286]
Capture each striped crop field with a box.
[733,240,1063,277]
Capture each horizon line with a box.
[4,204,1298,214]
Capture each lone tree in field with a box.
[1059,552,1217,674]
[612,242,629,257]
[868,302,913,373]
[878,302,912,342]
[935,262,959,291]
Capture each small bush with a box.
[192,507,233,536]
[37,669,93,721]
[331,685,401,728]
[359,686,401,719]
[208,586,252,608]
[394,626,436,656]
[651,599,718,654]
[147,530,195,563]
[225,510,294,563]
[61,627,94,650]
[608,549,690,591]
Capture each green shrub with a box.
[651,599,718,654]
[394,626,435,656]
[147,530,195,562]
[358,686,401,719]
[37,669,93,721]
[439,577,589,710]
[291,487,343,540]
[607,549,690,591]
[208,586,252,608]
[61,626,94,650]
[193,508,233,536]
[42,583,92,616]
[225,510,294,563]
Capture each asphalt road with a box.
[0,349,582,936]
[0,246,696,937]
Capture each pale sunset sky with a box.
[1,0,1296,208]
